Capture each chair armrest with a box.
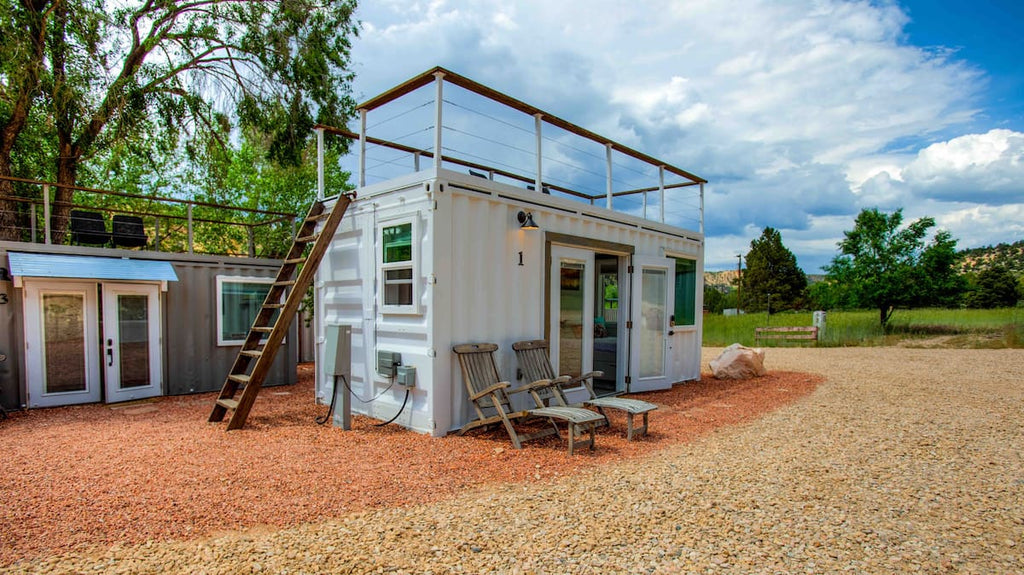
[565,371,603,387]
[508,378,554,395]
[469,381,510,401]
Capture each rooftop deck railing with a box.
[317,66,707,234]
[0,175,299,258]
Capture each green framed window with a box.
[672,257,697,326]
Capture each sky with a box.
[337,0,1024,273]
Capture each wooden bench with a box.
[754,326,819,346]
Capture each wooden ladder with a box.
[209,193,353,430]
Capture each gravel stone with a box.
[2,348,1022,573]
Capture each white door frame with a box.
[102,283,162,403]
[629,255,675,392]
[23,279,102,407]
[549,245,595,390]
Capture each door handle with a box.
[106,338,113,366]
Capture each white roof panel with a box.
[8,252,178,282]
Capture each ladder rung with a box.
[240,350,263,358]
[263,303,285,309]
[273,280,295,287]
[296,234,318,243]
[228,374,251,384]
[284,257,305,265]
[305,211,329,222]
[252,327,273,333]
[216,398,240,410]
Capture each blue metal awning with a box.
[7,252,178,282]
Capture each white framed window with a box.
[215,276,280,345]
[379,215,420,314]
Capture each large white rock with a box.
[709,343,766,379]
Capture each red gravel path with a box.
[0,365,820,565]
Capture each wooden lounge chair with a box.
[512,339,658,440]
[453,343,604,455]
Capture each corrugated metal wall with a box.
[316,169,704,436]
[0,243,296,407]
[0,251,24,409]
[317,180,436,434]
[165,260,296,395]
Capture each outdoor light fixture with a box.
[517,211,538,230]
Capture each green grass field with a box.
[702,307,1023,348]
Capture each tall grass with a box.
[702,307,1023,348]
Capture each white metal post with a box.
[42,183,51,245]
[659,166,665,223]
[414,152,420,171]
[316,127,325,200]
[358,109,367,187]
[433,71,445,170]
[535,113,543,192]
[699,182,705,234]
[605,144,613,209]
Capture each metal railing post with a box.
[155,217,161,251]
[316,127,325,201]
[433,71,445,170]
[42,184,51,244]
[30,204,37,243]
[187,203,194,253]
[535,113,543,193]
[247,226,256,258]
[605,144,613,210]
[659,166,665,224]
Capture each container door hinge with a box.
[627,265,634,273]
[626,321,633,329]
[624,376,632,384]
[427,348,437,358]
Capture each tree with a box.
[740,227,807,312]
[0,0,359,241]
[964,266,1021,308]
[822,208,962,327]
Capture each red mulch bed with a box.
[0,365,820,565]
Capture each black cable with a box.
[375,388,411,427]
[315,374,342,425]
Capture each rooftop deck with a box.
[317,66,706,233]
[0,175,300,259]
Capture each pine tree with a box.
[740,227,808,312]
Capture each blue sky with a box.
[339,0,1024,272]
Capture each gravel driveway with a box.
[4,347,1022,574]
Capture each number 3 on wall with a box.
[0,293,7,304]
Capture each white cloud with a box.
[346,0,1021,271]
[901,129,1024,203]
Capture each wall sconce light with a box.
[517,210,538,230]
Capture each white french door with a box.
[24,281,102,407]
[102,283,162,402]
[549,246,595,382]
[629,256,675,392]
[24,280,162,407]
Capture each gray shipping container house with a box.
[0,241,296,411]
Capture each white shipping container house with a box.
[314,67,706,437]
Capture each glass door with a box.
[23,281,102,407]
[629,256,675,392]
[549,246,595,381]
[102,284,162,402]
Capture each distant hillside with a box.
[957,240,1024,276]
[704,270,738,292]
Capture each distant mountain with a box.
[957,240,1024,276]
[704,270,738,292]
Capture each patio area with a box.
[0,363,819,565]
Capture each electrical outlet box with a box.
[323,325,352,377]
[396,365,416,387]
[377,350,401,377]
